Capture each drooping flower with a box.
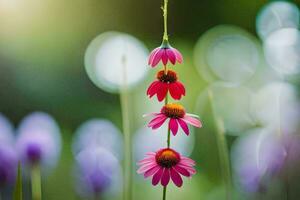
[16,112,62,170]
[137,148,196,187]
[148,41,183,67]
[74,147,122,198]
[146,103,202,136]
[147,70,185,102]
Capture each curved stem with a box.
[120,55,132,200]
[163,0,169,41]
[208,90,232,200]
[31,165,41,200]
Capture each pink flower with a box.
[147,70,185,102]
[137,148,196,187]
[146,103,202,136]
[148,42,183,67]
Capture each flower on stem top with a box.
[16,112,62,170]
[137,148,196,187]
[147,70,185,102]
[148,40,183,68]
[146,103,202,136]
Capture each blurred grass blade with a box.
[13,162,23,200]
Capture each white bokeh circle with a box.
[194,25,260,84]
[85,32,149,93]
[264,28,300,75]
[256,1,300,41]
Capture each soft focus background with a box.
[1,0,300,199]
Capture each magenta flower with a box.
[147,70,185,102]
[146,103,202,136]
[148,41,183,67]
[137,148,196,187]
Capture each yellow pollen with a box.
[156,148,180,168]
[161,103,185,118]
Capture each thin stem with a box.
[163,62,170,200]
[120,55,132,200]
[162,186,167,200]
[30,165,41,200]
[208,90,232,200]
[163,0,169,41]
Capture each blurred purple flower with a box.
[0,114,17,188]
[72,119,123,160]
[0,145,17,188]
[16,112,62,170]
[232,128,287,193]
[74,147,122,198]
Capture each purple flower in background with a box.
[16,112,62,170]
[232,128,287,193]
[72,119,123,160]
[0,114,17,188]
[74,147,122,198]
[0,145,17,188]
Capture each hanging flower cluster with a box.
[137,0,202,198]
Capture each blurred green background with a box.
[0,0,299,199]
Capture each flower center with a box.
[156,148,180,168]
[161,103,185,118]
[156,70,178,83]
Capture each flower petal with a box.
[151,49,164,67]
[169,83,181,100]
[166,49,176,65]
[169,118,179,136]
[152,167,164,186]
[174,165,190,177]
[148,115,167,127]
[147,81,161,98]
[173,48,183,63]
[144,166,161,178]
[183,115,202,128]
[152,116,168,130]
[137,163,157,174]
[176,81,186,96]
[148,48,160,65]
[170,167,183,187]
[161,50,168,66]
[156,82,168,102]
[177,118,189,135]
[161,168,171,186]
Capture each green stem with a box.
[13,162,23,200]
[208,90,232,200]
[163,0,169,41]
[120,55,132,200]
[31,165,41,200]
[162,186,167,200]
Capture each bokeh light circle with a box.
[256,1,300,41]
[250,82,300,134]
[0,114,14,145]
[85,32,149,93]
[194,25,260,84]
[133,124,195,162]
[197,82,255,135]
[264,28,300,75]
[72,119,123,160]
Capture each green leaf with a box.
[13,162,23,200]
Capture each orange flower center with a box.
[156,70,178,83]
[156,148,180,168]
[161,103,185,118]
